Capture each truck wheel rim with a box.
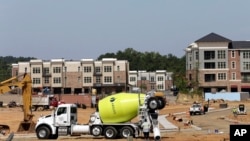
[106,129,114,137]
[92,127,102,136]
[122,129,130,137]
[39,130,46,138]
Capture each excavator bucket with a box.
[17,121,36,133]
[17,114,36,133]
[0,124,10,135]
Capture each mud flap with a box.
[17,121,36,133]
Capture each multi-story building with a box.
[128,70,173,92]
[12,58,173,95]
[12,58,129,95]
[186,32,250,93]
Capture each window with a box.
[243,51,250,59]
[218,50,226,59]
[104,76,112,83]
[232,72,236,80]
[64,67,67,72]
[104,66,112,72]
[150,76,155,82]
[84,77,92,83]
[33,78,41,84]
[53,77,61,84]
[204,62,215,69]
[189,64,192,70]
[157,84,164,90]
[44,77,49,84]
[33,67,40,74]
[189,57,192,61]
[204,74,215,82]
[157,76,164,81]
[53,67,61,73]
[57,107,67,115]
[43,68,49,74]
[243,62,250,70]
[231,51,235,58]
[130,77,136,82]
[84,66,91,72]
[96,76,101,83]
[218,62,226,69]
[204,51,215,60]
[195,51,199,60]
[95,67,101,73]
[78,67,80,72]
[231,61,236,69]
[141,76,146,80]
[117,66,120,71]
[218,73,226,80]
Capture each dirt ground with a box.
[0,94,250,141]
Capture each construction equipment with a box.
[237,104,247,115]
[35,91,166,140]
[189,102,206,115]
[0,73,35,134]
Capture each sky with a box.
[1,0,250,60]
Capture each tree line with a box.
[0,48,187,92]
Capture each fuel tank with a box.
[98,93,145,123]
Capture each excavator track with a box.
[0,124,10,135]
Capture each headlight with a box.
[90,116,96,123]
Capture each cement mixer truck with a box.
[35,92,166,140]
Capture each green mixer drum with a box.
[98,93,145,123]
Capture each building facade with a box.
[12,58,173,95]
[128,70,173,92]
[12,58,129,95]
[186,32,250,93]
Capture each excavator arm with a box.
[0,73,34,134]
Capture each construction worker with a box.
[141,119,150,141]
[232,106,237,117]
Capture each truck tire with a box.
[157,97,166,110]
[31,106,37,111]
[91,125,102,136]
[120,126,133,138]
[37,106,44,111]
[36,126,51,139]
[147,97,159,110]
[104,126,118,139]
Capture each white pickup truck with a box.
[189,103,205,115]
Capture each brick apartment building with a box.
[186,32,250,93]
[11,58,173,95]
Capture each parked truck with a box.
[20,94,58,111]
[35,92,166,140]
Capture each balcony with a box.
[94,72,102,76]
[42,73,51,77]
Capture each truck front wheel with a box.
[104,126,118,139]
[36,126,51,139]
[91,126,102,136]
[120,126,133,138]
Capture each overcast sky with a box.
[1,0,250,60]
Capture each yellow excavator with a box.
[0,73,35,135]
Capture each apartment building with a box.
[128,70,173,92]
[12,58,129,95]
[186,32,250,93]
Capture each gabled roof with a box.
[229,41,250,49]
[195,32,232,42]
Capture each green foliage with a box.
[98,48,187,90]
[0,56,35,81]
